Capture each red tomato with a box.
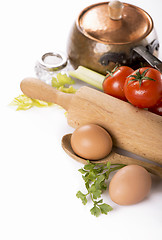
[148,100,162,116]
[103,66,134,101]
[124,67,162,108]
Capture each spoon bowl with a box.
[61,134,162,178]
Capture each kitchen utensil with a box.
[133,46,162,73]
[67,1,159,74]
[61,134,162,178]
[20,78,162,164]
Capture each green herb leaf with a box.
[95,175,105,190]
[90,205,101,217]
[84,163,95,170]
[99,203,113,215]
[89,185,102,199]
[76,191,87,205]
[106,162,111,169]
[96,199,103,204]
[78,168,87,174]
[109,164,126,173]
[77,161,124,217]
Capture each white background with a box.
[0,0,162,239]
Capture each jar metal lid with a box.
[37,51,68,72]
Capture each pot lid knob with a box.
[77,1,153,44]
[108,0,124,20]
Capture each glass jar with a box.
[35,51,72,84]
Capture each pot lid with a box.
[77,1,153,44]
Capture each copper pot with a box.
[67,1,159,74]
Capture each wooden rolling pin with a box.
[20,78,162,164]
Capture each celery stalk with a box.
[69,66,105,90]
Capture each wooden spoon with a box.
[61,134,162,178]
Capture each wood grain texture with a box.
[20,78,162,164]
[67,86,162,164]
[20,78,72,111]
[62,134,162,178]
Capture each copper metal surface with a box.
[78,2,153,44]
[67,1,158,74]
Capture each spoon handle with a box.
[92,152,162,178]
[62,134,162,178]
[20,77,73,111]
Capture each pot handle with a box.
[133,46,162,73]
[108,0,124,20]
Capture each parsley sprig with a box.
[76,161,125,217]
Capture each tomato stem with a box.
[105,65,120,78]
[127,68,155,87]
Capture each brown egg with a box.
[71,124,112,160]
[109,165,152,205]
